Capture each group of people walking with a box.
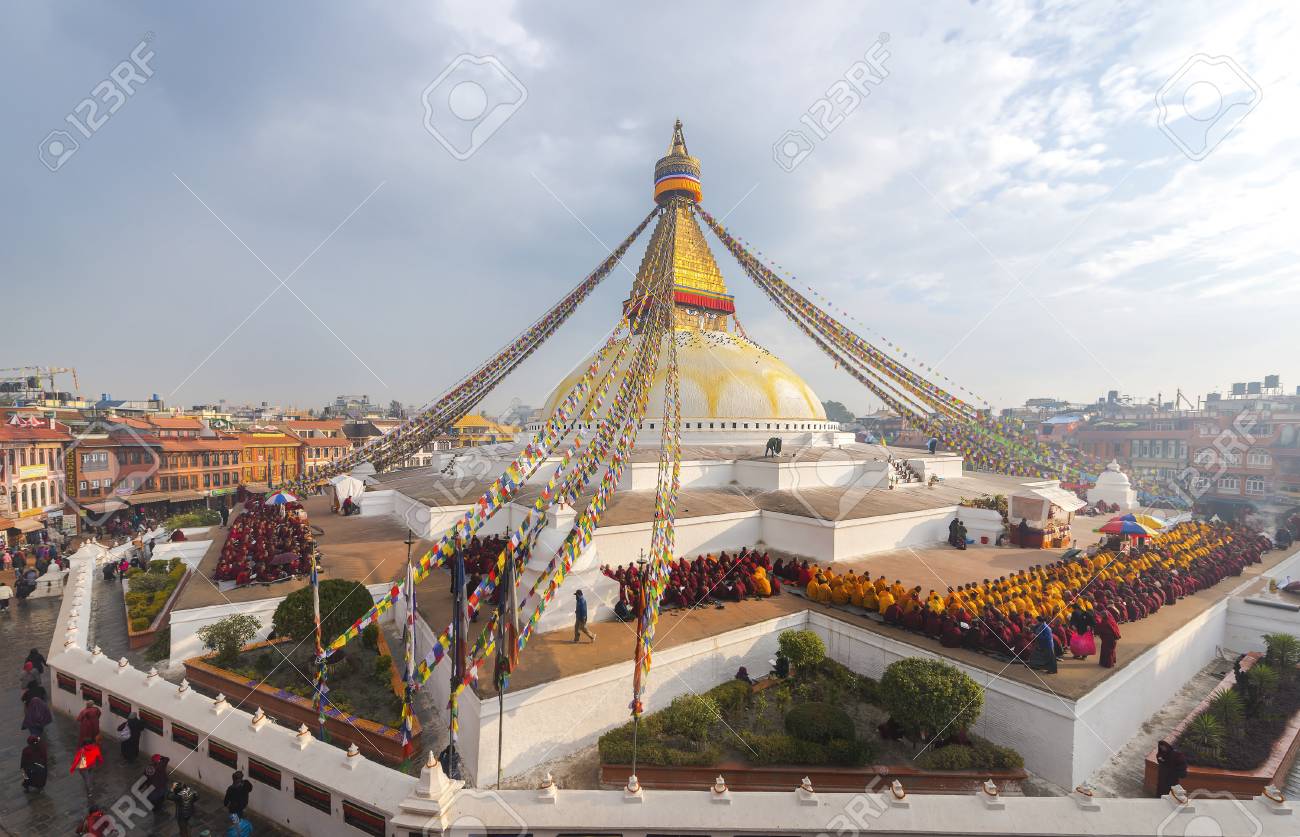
[18,640,256,835]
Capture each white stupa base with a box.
[1089,460,1139,511]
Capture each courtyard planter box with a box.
[183,630,420,765]
[1143,653,1300,798]
[124,568,191,650]
[600,761,1026,794]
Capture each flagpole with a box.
[495,540,520,788]
[310,547,328,742]
[400,529,416,760]
[448,547,465,781]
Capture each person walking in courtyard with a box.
[573,589,595,643]
[0,580,12,613]
[224,770,253,818]
[22,691,52,737]
[170,781,199,837]
[227,812,253,837]
[1097,605,1122,668]
[1033,615,1057,674]
[1155,740,1189,796]
[70,738,103,798]
[76,698,102,743]
[20,734,48,792]
[117,711,145,763]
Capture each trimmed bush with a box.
[273,579,373,644]
[373,654,393,683]
[880,658,983,740]
[858,675,881,705]
[971,735,1024,769]
[661,694,720,741]
[784,701,854,744]
[741,732,827,766]
[598,717,722,767]
[826,737,874,767]
[778,629,826,674]
[917,743,974,771]
[143,626,171,663]
[130,616,150,632]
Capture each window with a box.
[91,479,99,490]
[1246,476,1266,496]
[342,800,387,836]
[1218,476,1239,492]
[208,740,238,769]
[1248,450,1271,466]
[108,695,131,718]
[79,481,87,492]
[172,723,199,750]
[294,778,332,813]
[248,758,281,789]
[139,709,164,736]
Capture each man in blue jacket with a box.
[573,590,595,643]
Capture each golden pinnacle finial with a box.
[654,120,701,205]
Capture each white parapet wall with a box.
[50,542,415,837]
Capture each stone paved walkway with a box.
[0,597,295,836]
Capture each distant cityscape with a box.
[2,362,1296,546]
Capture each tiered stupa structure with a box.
[534,121,840,447]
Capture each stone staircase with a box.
[888,458,923,487]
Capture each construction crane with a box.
[0,366,80,401]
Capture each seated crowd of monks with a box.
[602,547,782,614]
[212,499,318,586]
[792,521,1267,669]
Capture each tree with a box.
[198,614,261,669]
[879,658,983,741]
[778,629,826,675]
[388,399,404,418]
[272,579,374,645]
[821,400,855,424]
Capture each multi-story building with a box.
[63,429,164,527]
[1071,416,1195,487]
[0,415,71,543]
[155,436,244,503]
[1185,398,1300,517]
[238,430,303,490]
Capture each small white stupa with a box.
[1088,460,1138,511]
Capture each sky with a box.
[3,1,1298,417]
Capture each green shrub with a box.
[373,654,393,683]
[164,509,221,529]
[917,744,974,771]
[253,652,275,675]
[708,679,751,716]
[1207,689,1245,733]
[130,616,150,632]
[127,572,174,596]
[880,658,984,740]
[1264,634,1300,669]
[970,735,1024,769]
[361,623,380,652]
[1182,714,1225,764]
[826,737,874,767]
[273,579,373,644]
[1244,662,1280,714]
[661,694,720,741]
[858,676,881,705]
[198,613,261,669]
[144,626,171,663]
[784,701,854,744]
[598,718,721,767]
[778,629,826,674]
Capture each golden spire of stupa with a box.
[630,122,734,332]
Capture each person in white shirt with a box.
[0,582,13,613]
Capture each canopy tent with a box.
[328,474,368,509]
[1009,484,1085,548]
